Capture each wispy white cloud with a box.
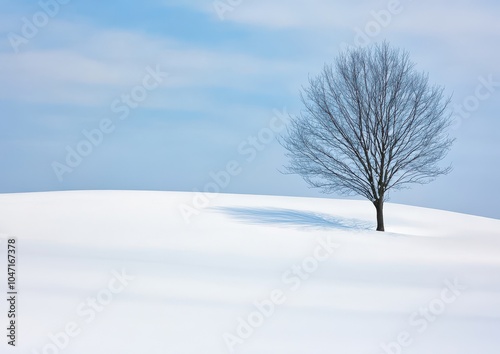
[0,20,303,108]
[184,0,500,36]
[167,0,365,28]
[167,0,500,79]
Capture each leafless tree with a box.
[281,42,454,231]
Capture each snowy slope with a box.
[0,191,499,354]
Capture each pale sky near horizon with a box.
[1,0,499,219]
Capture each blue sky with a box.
[1,0,499,218]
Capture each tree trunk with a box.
[375,200,385,232]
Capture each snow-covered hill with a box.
[0,191,499,353]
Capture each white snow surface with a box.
[0,190,499,353]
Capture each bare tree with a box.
[281,42,454,231]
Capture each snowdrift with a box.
[0,191,499,354]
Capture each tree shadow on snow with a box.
[211,207,373,231]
